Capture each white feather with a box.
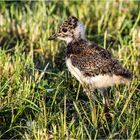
[66,58,126,89]
[74,22,86,39]
[57,36,73,44]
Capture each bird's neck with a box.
[58,34,86,44]
[66,22,86,44]
[67,38,87,56]
[66,36,86,44]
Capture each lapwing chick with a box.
[48,16,132,107]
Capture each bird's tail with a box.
[115,66,132,85]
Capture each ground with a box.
[0,1,140,139]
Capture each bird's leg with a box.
[99,88,110,107]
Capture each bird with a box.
[48,16,132,107]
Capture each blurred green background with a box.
[0,1,140,139]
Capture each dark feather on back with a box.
[67,39,132,79]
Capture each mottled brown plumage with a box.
[67,38,131,79]
[48,16,132,106]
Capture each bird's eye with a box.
[62,28,67,32]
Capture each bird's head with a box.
[48,16,86,43]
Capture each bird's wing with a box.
[70,44,131,79]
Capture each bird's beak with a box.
[48,33,58,40]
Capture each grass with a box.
[0,0,140,139]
